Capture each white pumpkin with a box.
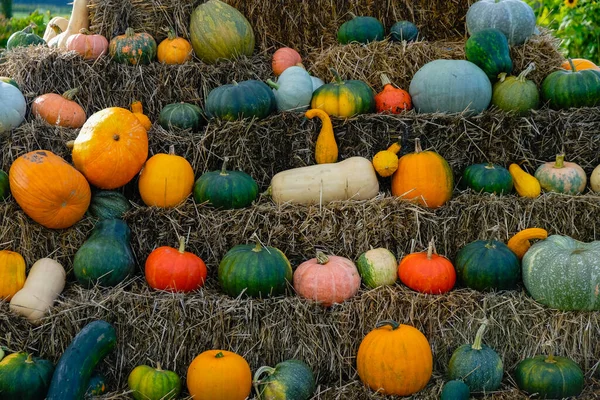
[0,81,27,134]
[591,165,600,193]
[267,66,314,112]
[311,76,324,92]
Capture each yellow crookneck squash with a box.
[507,228,549,259]
[509,163,541,198]
[372,142,401,177]
[305,108,337,164]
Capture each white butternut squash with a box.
[592,165,600,193]
[9,258,66,323]
[270,157,380,204]
[43,17,69,43]
[56,0,90,49]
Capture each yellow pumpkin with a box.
[0,250,26,300]
[509,163,541,198]
[372,142,401,177]
[305,108,337,164]
[507,228,548,259]
[130,101,152,131]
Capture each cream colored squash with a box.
[270,157,379,204]
[9,258,66,323]
[592,165,600,193]
[43,17,69,42]
[56,0,90,49]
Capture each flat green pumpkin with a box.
[514,353,584,398]
[390,21,419,42]
[462,163,513,195]
[87,190,131,220]
[128,364,181,400]
[6,25,45,50]
[337,15,384,44]
[0,170,9,201]
[0,352,54,400]
[541,59,600,109]
[465,28,513,82]
[253,359,316,400]
[205,80,276,121]
[158,102,205,131]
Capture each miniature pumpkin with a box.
[509,163,541,198]
[507,228,548,259]
[390,21,419,42]
[272,47,303,76]
[466,0,536,45]
[310,68,375,117]
[372,142,401,177]
[462,163,513,195]
[267,66,314,112]
[9,150,91,229]
[253,360,315,400]
[128,363,182,400]
[305,108,337,164]
[561,58,600,71]
[0,170,8,201]
[0,250,26,300]
[492,62,539,115]
[441,380,470,400]
[145,237,207,292]
[293,252,361,307]
[337,14,384,44]
[0,80,27,133]
[6,25,45,49]
[109,28,157,65]
[187,350,252,400]
[87,190,131,220]
[205,80,276,121]
[541,59,600,109]
[514,351,584,398]
[534,154,586,195]
[375,74,411,114]
[0,352,55,400]
[157,28,192,64]
[592,164,600,193]
[66,29,108,60]
[398,238,456,294]
[32,88,87,128]
[465,28,513,82]
[356,247,398,289]
[158,102,205,131]
[357,320,432,396]
[130,101,152,130]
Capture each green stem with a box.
[215,351,225,359]
[25,354,34,363]
[485,241,496,249]
[125,27,135,37]
[266,79,280,90]
[62,88,79,101]
[485,163,495,169]
[316,251,329,264]
[375,320,400,330]
[252,242,262,253]
[253,366,276,400]
[167,27,177,41]
[156,362,163,371]
[568,58,577,73]
[517,62,536,82]
[329,68,343,84]
[472,320,489,351]
[554,154,565,169]
[178,236,185,253]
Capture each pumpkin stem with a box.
[554,154,565,169]
[484,241,496,249]
[50,23,62,35]
[220,157,229,176]
[113,134,120,142]
[66,140,75,149]
[131,100,144,114]
[316,251,329,264]
[380,73,392,88]
[178,236,186,253]
[253,365,276,383]
[23,24,35,34]
[266,79,280,90]
[167,27,177,41]
[518,62,536,82]
[329,68,343,84]
[497,72,507,83]
[62,88,79,100]
[348,12,357,19]
[155,362,163,371]
[232,80,239,86]
[472,319,489,351]
[252,242,262,252]
[125,27,135,37]
[168,145,175,156]
[25,353,34,363]
[375,320,400,330]
[414,138,423,153]
[567,58,577,73]
[215,351,225,359]
[426,238,435,260]
[79,28,92,35]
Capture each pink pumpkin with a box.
[66,29,109,60]
[293,252,361,307]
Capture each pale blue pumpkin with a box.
[0,81,26,133]
[311,76,324,92]
[267,66,314,112]
[466,0,536,45]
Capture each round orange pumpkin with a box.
[272,47,303,76]
[293,251,361,307]
[71,107,148,189]
[187,350,252,400]
[66,28,109,61]
[391,138,453,208]
[32,88,87,128]
[9,150,91,229]
[138,145,195,208]
[561,58,600,71]
[398,238,456,294]
[157,28,193,64]
[375,74,411,114]
[0,250,26,300]
[130,100,152,131]
[357,320,433,396]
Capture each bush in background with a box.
[0,10,46,48]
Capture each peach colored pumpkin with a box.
[66,28,109,60]
[272,47,303,76]
[32,88,86,128]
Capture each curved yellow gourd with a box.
[509,163,541,198]
[372,142,401,177]
[508,228,548,259]
[130,100,152,131]
[305,108,337,164]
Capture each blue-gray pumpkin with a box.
[466,0,536,45]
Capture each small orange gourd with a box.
[32,88,87,128]
[372,142,401,177]
[507,228,548,259]
[305,108,337,164]
[0,250,26,300]
[130,100,152,131]
[375,74,411,114]
[157,28,193,64]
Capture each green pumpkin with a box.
[523,235,600,311]
[158,102,205,131]
[87,190,131,220]
[356,247,398,289]
[193,158,258,209]
[73,218,135,287]
[541,59,600,109]
[253,359,316,400]
[310,69,375,117]
[440,380,470,400]
[109,28,157,65]
[190,0,255,64]
[6,25,46,50]
[465,28,513,82]
[390,21,419,42]
[86,373,107,397]
[0,77,18,89]
[448,321,504,393]
[514,353,584,399]
[455,239,520,291]
[466,0,536,45]
[205,80,276,121]
[462,163,513,195]
[0,352,54,400]
[0,170,9,201]
[492,62,540,116]
[218,242,292,298]
[128,364,181,400]
[337,15,384,44]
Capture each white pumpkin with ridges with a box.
[0,81,27,133]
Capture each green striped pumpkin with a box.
[205,80,276,121]
[109,28,157,65]
[356,248,398,288]
[128,364,181,400]
[0,352,54,400]
[462,163,513,195]
[337,16,384,44]
[465,28,513,82]
[6,25,46,50]
[158,102,205,131]
[253,359,315,400]
[88,190,131,220]
[492,62,540,116]
[541,59,600,109]
[193,158,258,209]
[514,353,584,398]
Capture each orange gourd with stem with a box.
[375,73,411,113]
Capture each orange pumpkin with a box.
[187,350,252,400]
[32,88,87,128]
[398,238,456,294]
[272,47,303,76]
[138,145,195,208]
[9,150,91,229]
[0,250,26,300]
[70,107,148,189]
[391,138,453,208]
[157,28,193,64]
[66,28,109,60]
[561,58,600,71]
[357,320,433,396]
[130,100,152,131]
[375,73,411,113]
[293,251,361,307]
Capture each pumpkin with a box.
[32,88,87,128]
[269,157,379,205]
[9,150,91,229]
[507,228,548,259]
[375,74,411,114]
[534,154,586,195]
[43,16,69,42]
[272,47,303,76]
[66,29,108,60]
[109,28,157,65]
[0,250,26,300]
[159,102,205,131]
[509,163,541,198]
[305,108,337,164]
[193,157,258,209]
[591,164,600,192]
[190,0,255,64]
[466,0,536,45]
[187,350,251,400]
[138,145,195,208]
[390,21,419,42]
[73,218,135,287]
[0,170,9,201]
[523,235,600,310]
[337,14,384,44]
[88,190,130,220]
[514,352,584,398]
[455,239,520,291]
[128,363,182,400]
[356,247,398,289]
[465,28,513,82]
[0,80,27,133]
[492,62,540,115]
[398,238,456,294]
[0,76,18,89]
[145,236,207,292]
[267,66,314,112]
[541,59,600,109]
[441,380,470,400]
[205,80,276,121]
[310,69,375,117]
[9,258,66,323]
[391,138,453,208]
[357,320,433,396]
[561,58,600,71]
[6,25,46,49]
[372,142,401,177]
[157,28,192,64]
[54,0,89,49]
[130,100,152,130]
[253,360,315,400]
[0,352,54,400]
[219,242,292,298]
[70,107,148,189]
[462,163,513,195]
[409,60,492,115]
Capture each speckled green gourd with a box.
[462,163,513,194]
[534,154,586,195]
[253,359,316,400]
[492,62,540,115]
[0,352,54,400]
[465,28,513,82]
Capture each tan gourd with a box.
[9,258,66,323]
[591,165,600,193]
[56,0,90,49]
[509,163,541,198]
[43,16,69,42]
[269,157,379,205]
[507,228,548,259]
[305,108,337,164]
